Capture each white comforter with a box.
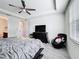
[0,37,44,59]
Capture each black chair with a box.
[51,33,67,49]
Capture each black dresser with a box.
[32,32,48,43]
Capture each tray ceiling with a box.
[0,0,69,18]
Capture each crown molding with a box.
[0,8,63,20]
[0,8,26,20]
[28,10,63,19]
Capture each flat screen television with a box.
[35,25,46,32]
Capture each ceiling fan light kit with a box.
[9,0,36,15]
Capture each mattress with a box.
[0,37,44,59]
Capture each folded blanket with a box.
[0,37,44,59]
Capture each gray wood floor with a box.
[41,44,71,59]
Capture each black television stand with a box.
[32,32,48,43]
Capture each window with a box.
[70,19,79,39]
[69,0,79,41]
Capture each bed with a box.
[0,37,70,59]
[0,37,45,59]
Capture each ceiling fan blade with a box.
[53,0,56,10]
[18,10,23,13]
[25,10,31,15]
[9,4,22,9]
[26,8,36,11]
[9,4,18,8]
[21,0,26,8]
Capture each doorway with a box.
[18,20,28,38]
[0,16,8,38]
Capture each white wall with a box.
[8,16,28,37]
[28,13,65,42]
[0,13,21,37]
[0,13,28,37]
[27,0,65,43]
[8,16,21,37]
[65,0,79,59]
[0,0,65,42]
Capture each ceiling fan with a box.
[53,0,56,10]
[9,0,36,15]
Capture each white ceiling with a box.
[0,0,69,18]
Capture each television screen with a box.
[35,25,46,32]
